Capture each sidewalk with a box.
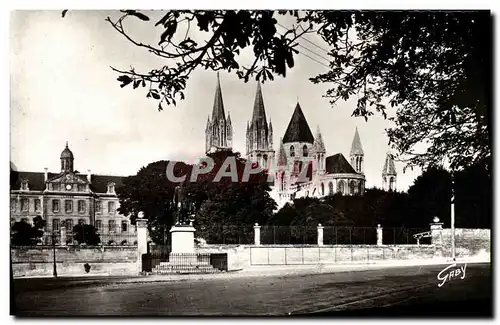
[13,257,489,289]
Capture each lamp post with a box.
[52,231,58,278]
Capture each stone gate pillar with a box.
[317,224,324,246]
[430,217,444,246]
[136,212,148,273]
[254,223,261,246]
[377,224,383,246]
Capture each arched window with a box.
[337,180,346,195]
[306,190,309,197]
[350,181,357,195]
[280,173,285,191]
[329,182,334,195]
[389,177,395,191]
[321,183,325,196]
[358,182,363,194]
[290,145,295,157]
[312,188,316,197]
[302,145,308,157]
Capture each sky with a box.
[10,10,423,191]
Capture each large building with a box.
[10,143,134,245]
[205,75,398,209]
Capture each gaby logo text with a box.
[437,263,467,287]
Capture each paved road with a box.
[12,263,492,316]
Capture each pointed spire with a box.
[226,111,232,124]
[212,73,226,121]
[283,102,314,144]
[350,127,364,156]
[278,138,287,166]
[251,82,268,129]
[313,125,326,153]
[382,152,397,175]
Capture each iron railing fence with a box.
[194,224,255,245]
[382,227,431,245]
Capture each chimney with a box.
[87,169,91,183]
[44,168,48,182]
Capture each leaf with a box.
[62,10,68,18]
[158,102,163,111]
[117,75,133,88]
[126,11,150,21]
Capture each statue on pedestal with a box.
[173,185,196,226]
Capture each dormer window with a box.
[290,145,295,157]
[20,180,29,191]
[302,145,308,157]
[107,183,115,194]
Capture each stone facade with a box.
[10,143,135,245]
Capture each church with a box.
[205,74,397,209]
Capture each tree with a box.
[82,10,490,171]
[10,217,46,246]
[73,224,101,245]
[116,160,193,244]
[189,150,276,243]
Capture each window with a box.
[107,183,115,194]
[108,220,116,233]
[121,221,128,232]
[95,220,103,232]
[78,219,86,225]
[96,201,102,213]
[290,145,295,157]
[34,199,41,212]
[108,201,116,214]
[21,180,29,191]
[321,183,325,196]
[10,198,16,212]
[329,182,333,195]
[52,200,60,213]
[350,181,357,195]
[53,218,60,232]
[302,145,308,157]
[337,181,346,195]
[78,200,86,213]
[65,219,73,231]
[65,200,73,213]
[21,198,29,212]
[78,184,85,192]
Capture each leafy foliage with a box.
[116,160,193,244]
[88,10,490,170]
[72,224,101,245]
[10,216,46,246]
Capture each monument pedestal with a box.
[170,225,196,254]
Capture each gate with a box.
[141,244,171,272]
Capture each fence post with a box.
[254,223,261,246]
[60,226,66,247]
[377,224,383,246]
[317,223,324,246]
[136,213,148,273]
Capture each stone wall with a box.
[434,228,490,259]
[11,246,138,278]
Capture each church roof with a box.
[382,153,397,175]
[211,73,226,121]
[251,83,268,129]
[282,102,314,144]
[325,154,357,174]
[350,127,364,156]
[277,138,287,166]
[313,126,326,153]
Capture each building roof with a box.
[313,125,326,153]
[250,82,268,130]
[60,142,74,159]
[277,138,287,166]
[282,102,315,144]
[10,171,125,193]
[325,154,357,174]
[350,127,364,156]
[382,153,397,175]
[211,72,226,122]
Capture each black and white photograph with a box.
[8,6,493,317]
